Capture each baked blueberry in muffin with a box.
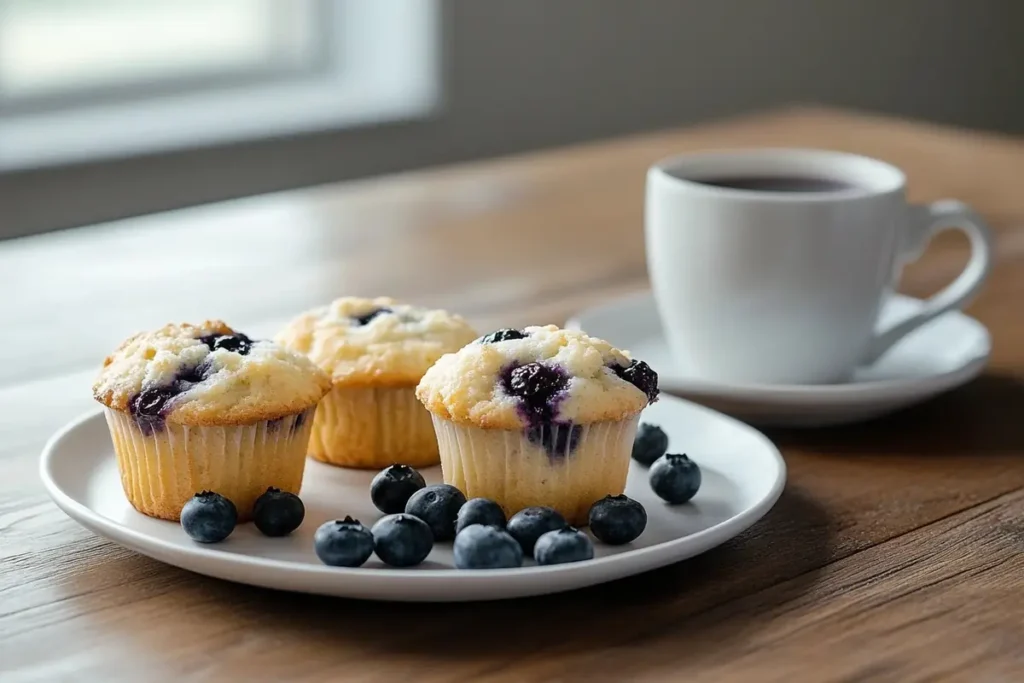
[478,328,528,344]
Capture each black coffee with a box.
[692,175,856,193]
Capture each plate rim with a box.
[40,398,786,597]
[566,290,991,403]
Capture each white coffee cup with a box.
[644,148,993,385]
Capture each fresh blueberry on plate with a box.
[588,494,647,545]
[370,464,427,514]
[180,491,237,543]
[534,527,594,565]
[455,498,507,535]
[313,516,374,567]
[404,484,467,541]
[506,506,566,557]
[453,524,523,569]
[371,514,434,567]
[252,487,305,537]
[631,423,669,466]
[650,453,702,504]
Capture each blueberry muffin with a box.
[93,321,331,521]
[416,325,658,525]
[275,297,478,468]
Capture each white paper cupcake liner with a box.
[431,414,640,525]
[308,385,439,468]
[104,406,315,521]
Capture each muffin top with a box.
[93,321,331,428]
[416,325,658,429]
[275,297,479,387]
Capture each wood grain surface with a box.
[3,107,1024,682]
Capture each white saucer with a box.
[567,292,990,428]
[40,395,785,602]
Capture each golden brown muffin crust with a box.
[94,320,331,426]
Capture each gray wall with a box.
[3,0,1022,239]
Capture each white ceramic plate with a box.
[40,396,785,602]
[567,292,990,427]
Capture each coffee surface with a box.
[691,175,856,193]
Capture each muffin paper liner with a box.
[104,406,315,522]
[431,415,641,526]
[308,385,439,469]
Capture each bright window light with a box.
[0,0,439,170]
[0,0,319,99]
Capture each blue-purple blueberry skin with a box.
[180,491,237,543]
[404,484,468,541]
[649,453,701,504]
[252,487,305,537]
[588,494,647,545]
[533,527,594,565]
[371,464,427,514]
[314,516,374,567]
[506,506,567,557]
[453,524,523,569]
[371,514,434,567]
[456,498,507,535]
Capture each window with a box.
[0,0,439,170]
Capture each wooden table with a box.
[3,107,1024,682]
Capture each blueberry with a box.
[173,359,212,390]
[370,464,427,514]
[268,410,309,434]
[534,527,594,565]
[478,329,527,344]
[506,506,567,557]
[501,362,569,421]
[456,498,506,535]
[650,453,702,504]
[130,386,176,416]
[252,487,305,537]
[404,484,467,541]
[352,307,392,326]
[313,516,374,567]
[525,422,582,458]
[631,423,669,466]
[612,359,659,402]
[199,332,253,356]
[129,385,177,434]
[453,524,523,569]
[588,494,647,545]
[371,514,434,567]
[130,363,216,434]
[180,491,237,543]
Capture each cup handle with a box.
[864,200,994,365]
